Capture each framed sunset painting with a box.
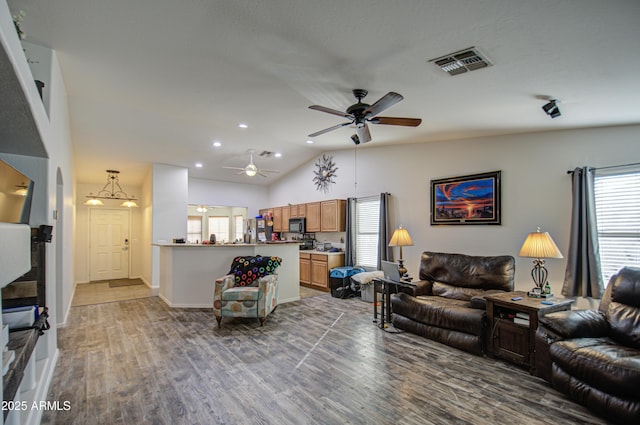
[430,171,501,225]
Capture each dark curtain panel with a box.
[377,192,392,269]
[562,167,604,298]
[344,197,357,267]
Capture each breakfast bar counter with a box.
[154,242,301,308]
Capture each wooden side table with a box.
[485,291,574,375]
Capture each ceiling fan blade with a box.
[308,121,352,137]
[370,116,422,127]
[222,166,245,171]
[309,105,351,118]
[364,92,404,117]
[356,123,372,144]
[260,169,281,173]
[258,172,268,178]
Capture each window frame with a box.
[355,196,380,269]
[594,167,640,284]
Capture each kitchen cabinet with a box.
[306,202,321,232]
[294,204,306,218]
[320,199,346,232]
[281,206,290,232]
[302,252,345,291]
[299,252,311,285]
[273,206,283,232]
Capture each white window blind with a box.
[187,216,202,243]
[234,215,244,242]
[356,198,380,268]
[208,216,230,243]
[594,171,640,284]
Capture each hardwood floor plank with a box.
[40,293,611,425]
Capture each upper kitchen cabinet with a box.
[281,206,290,232]
[273,206,283,232]
[321,199,346,232]
[305,202,321,232]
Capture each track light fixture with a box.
[542,99,561,118]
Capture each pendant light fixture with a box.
[84,170,138,207]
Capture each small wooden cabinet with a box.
[300,252,344,291]
[320,199,346,232]
[299,252,311,285]
[305,202,321,232]
[486,292,573,374]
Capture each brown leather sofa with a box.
[390,251,515,355]
[535,266,640,424]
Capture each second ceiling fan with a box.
[308,89,422,144]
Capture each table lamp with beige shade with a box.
[389,225,414,277]
[518,227,563,297]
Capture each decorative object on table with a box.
[84,170,138,207]
[312,154,338,193]
[518,227,563,297]
[222,149,280,178]
[430,171,501,225]
[388,225,413,277]
[307,89,421,145]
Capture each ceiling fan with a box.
[308,89,422,144]
[223,149,280,178]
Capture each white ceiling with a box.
[9,0,640,186]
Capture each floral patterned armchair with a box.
[213,256,281,327]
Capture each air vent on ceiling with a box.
[259,151,273,157]
[429,47,492,76]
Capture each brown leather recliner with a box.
[390,252,515,355]
[536,266,640,424]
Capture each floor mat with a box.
[108,278,144,288]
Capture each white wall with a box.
[269,125,640,298]
[188,177,268,217]
[151,163,188,287]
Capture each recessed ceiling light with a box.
[195,163,203,168]
[306,140,314,144]
[238,123,248,129]
[212,141,222,147]
[274,152,282,158]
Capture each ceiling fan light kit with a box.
[308,89,422,145]
[223,149,280,178]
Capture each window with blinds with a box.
[208,216,230,243]
[234,215,244,242]
[356,197,380,268]
[187,216,202,243]
[594,171,640,284]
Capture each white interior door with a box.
[90,209,130,281]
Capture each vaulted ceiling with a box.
[9,0,640,186]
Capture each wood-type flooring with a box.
[42,292,609,425]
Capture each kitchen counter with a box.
[300,250,344,256]
[154,241,302,247]
[154,242,300,307]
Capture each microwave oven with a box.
[289,217,306,233]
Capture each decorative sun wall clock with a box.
[313,154,338,193]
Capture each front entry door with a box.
[90,209,130,281]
